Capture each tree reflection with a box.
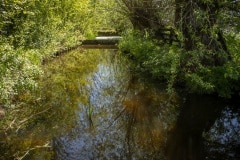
[166,94,239,160]
[123,79,179,159]
[203,106,240,160]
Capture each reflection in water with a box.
[54,50,180,160]
[166,94,240,160]
[52,49,240,160]
[1,49,239,159]
[203,106,240,160]
[123,81,179,159]
[166,94,224,160]
[54,50,129,159]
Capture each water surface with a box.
[51,49,240,160]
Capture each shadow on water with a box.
[52,49,240,160]
[22,47,236,160]
[122,80,180,160]
[53,49,180,160]
[1,48,239,160]
[166,94,240,160]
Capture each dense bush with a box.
[0,43,42,107]
[119,30,181,93]
[119,30,240,97]
[0,0,91,110]
[0,0,124,108]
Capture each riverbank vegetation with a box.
[118,0,240,98]
[0,0,126,159]
[0,0,240,159]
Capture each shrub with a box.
[0,43,42,107]
[119,30,240,98]
[119,30,181,93]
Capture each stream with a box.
[49,49,239,160]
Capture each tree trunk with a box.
[175,0,230,65]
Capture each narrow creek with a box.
[48,48,239,160]
[53,48,180,160]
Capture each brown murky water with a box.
[1,49,239,160]
[52,49,240,160]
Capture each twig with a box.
[16,107,51,132]
[15,142,51,160]
[107,107,126,129]
[6,117,17,130]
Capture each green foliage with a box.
[0,0,239,158]
[0,0,127,158]
[0,0,92,109]
[119,30,156,70]
[0,43,42,107]
[36,49,101,132]
[182,32,240,97]
[119,29,240,98]
[184,63,239,98]
[94,0,131,32]
[0,49,103,160]
[0,0,124,107]
[119,30,181,93]
[0,0,99,51]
